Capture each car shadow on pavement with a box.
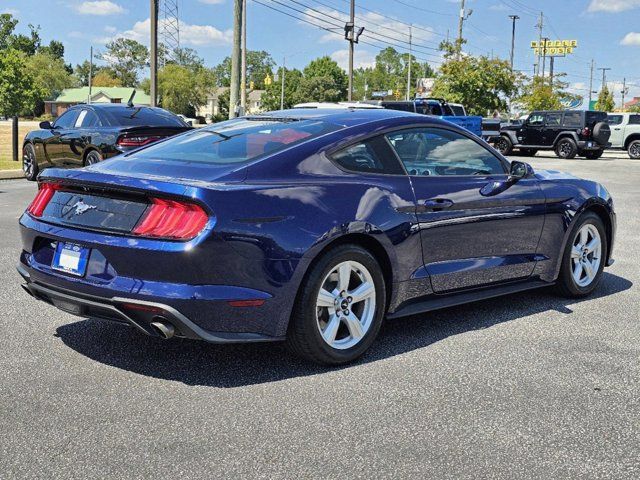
[55,272,632,388]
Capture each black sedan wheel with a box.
[287,244,386,365]
[555,138,577,159]
[84,150,103,166]
[22,143,38,181]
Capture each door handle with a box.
[424,198,454,210]
[614,128,621,131]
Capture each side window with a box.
[78,110,99,127]
[528,113,545,126]
[629,115,640,125]
[607,115,623,125]
[546,113,562,126]
[53,110,79,128]
[386,128,506,177]
[331,136,405,175]
[563,112,582,127]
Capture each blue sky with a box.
[3,0,640,103]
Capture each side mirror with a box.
[509,160,534,181]
[39,121,53,129]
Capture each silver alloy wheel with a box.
[629,141,640,159]
[570,224,602,287]
[23,146,34,177]
[86,151,101,165]
[495,138,509,153]
[315,260,376,350]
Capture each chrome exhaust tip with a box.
[150,318,175,339]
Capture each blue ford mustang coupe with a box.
[17,109,616,364]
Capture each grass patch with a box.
[0,123,37,170]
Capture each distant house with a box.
[44,87,151,117]
[196,87,266,121]
[624,97,640,110]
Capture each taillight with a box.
[582,127,590,137]
[117,135,163,147]
[132,198,208,240]
[27,183,60,217]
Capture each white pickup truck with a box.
[607,113,640,159]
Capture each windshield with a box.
[102,106,187,127]
[132,118,340,164]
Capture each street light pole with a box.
[240,0,247,116]
[229,0,243,119]
[406,25,412,101]
[598,67,611,91]
[588,59,595,107]
[508,15,519,71]
[150,0,158,107]
[348,0,355,101]
[280,57,286,110]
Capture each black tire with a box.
[556,212,607,298]
[520,148,538,157]
[22,143,39,181]
[286,244,386,365]
[84,150,103,166]
[628,139,640,159]
[592,121,611,145]
[494,135,513,155]
[555,137,577,159]
[584,149,603,160]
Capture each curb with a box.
[0,169,24,180]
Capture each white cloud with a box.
[489,3,509,11]
[75,1,125,16]
[330,49,376,70]
[68,31,85,39]
[587,0,640,12]
[118,18,233,47]
[104,25,117,33]
[621,32,640,45]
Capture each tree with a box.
[156,64,214,116]
[92,70,123,87]
[303,56,347,98]
[0,13,41,55]
[517,75,577,112]
[261,67,303,110]
[295,76,343,103]
[0,48,43,117]
[24,52,75,115]
[99,38,149,87]
[595,85,615,112]
[213,50,275,89]
[39,40,65,60]
[431,43,519,115]
[74,60,103,86]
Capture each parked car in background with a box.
[606,112,640,159]
[17,108,615,365]
[377,98,483,138]
[495,110,611,159]
[22,104,192,180]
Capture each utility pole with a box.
[598,67,611,91]
[240,0,247,116]
[347,0,355,101]
[508,15,519,71]
[549,56,554,89]
[535,12,543,77]
[150,0,158,107]
[622,77,628,111]
[457,0,472,59]
[88,46,93,104]
[280,57,286,110]
[406,25,412,101]
[588,59,595,107]
[229,0,243,119]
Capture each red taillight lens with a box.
[27,183,60,217]
[582,127,590,137]
[133,198,208,240]
[117,135,163,147]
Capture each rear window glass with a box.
[133,118,340,164]
[450,105,466,116]
[586,111,607,124]
[102,107,186,127]
[563,112,582,127]
[629,115,640,125]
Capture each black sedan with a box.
[22,103,192,180]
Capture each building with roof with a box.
[44,87,151,117]
[624,97,640,111]
[196,87,265,121]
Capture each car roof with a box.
[250,108,448,128]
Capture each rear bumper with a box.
[577,141,608,150]
[17,263,284,344]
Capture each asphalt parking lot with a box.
[1,151,638,479]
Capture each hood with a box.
[534,168,580,181]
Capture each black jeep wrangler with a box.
[495,110,611,159]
